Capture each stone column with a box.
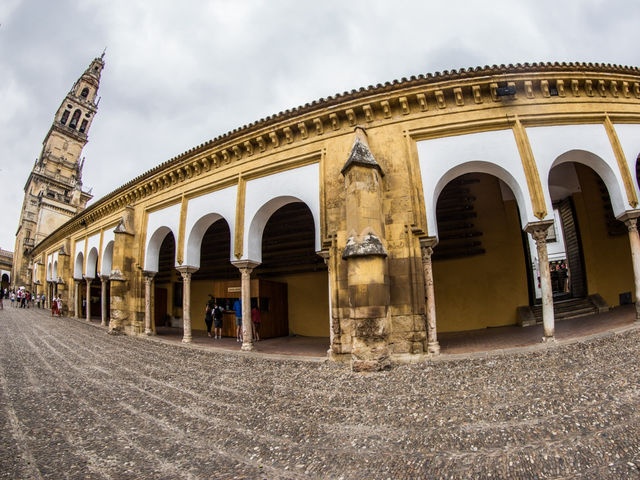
[74,279,80,318]
[232,260,260,351]
[420,238,440,355]
[84,276,92,322]
[100,275,109,326]
[623,217,640,322]
[142,271,156,335]
[526,222,555,341]
[318,250,339,357]
[176,266,198,343]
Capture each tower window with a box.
[60,110,70,125]
[79,119,88,133]
[69,109,81,129]
[81,87,89,98]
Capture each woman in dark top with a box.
[204,304,213,337]
[213,303,223,339]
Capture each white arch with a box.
[430,161,529,239]
[183,185,237,267]
[550,150,626,215]
[246,196,314,263]
[185,213,229,268]
[418,129,538,236]
[241,164,321,262]
[47,261,52,282]
[86,247,99,278]
[144,226,175,272]
[101,241,114,277]
[1,270,9,283]
[74,251,84,280]
[144,204,181,271]
[52,261,58,281]
[611,123,640,202]
[528,124,628,217]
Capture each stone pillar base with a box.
[107,328,124,336]
[427,341,440,355]
[542,335,556,343]
[241,342,254,351]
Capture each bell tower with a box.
[12,54,105,287]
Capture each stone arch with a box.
[86,247,99,279]
[74,252,84,280]
[47,262,52,281]
[2,273,9,283]
[101,241,114,277]
[145,226,175,272]
[52,260,58,280]
[246,196,317,263]
[550,150,626,217]
[431,161,529,239]
[185,213,226,268]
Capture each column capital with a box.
[83,275,94,282]
[142,270,157,279]
[231,260,261,273]
[99,275,110,282]
[176,266,198,278]
[419,236,438,259]
[524,219,554,235]
[316,250,330,264]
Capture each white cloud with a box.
[1,0,639,251]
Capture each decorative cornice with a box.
[32,62,640,255]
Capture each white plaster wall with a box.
[85,233,101,278]
[613,123,640,200]
[144,203,181,271]
[101,229,115,276]
[242,163,320,262]
[73,239,86,279]
[527,124,627,216]
[183,185,237,267]
[417,129,536,238]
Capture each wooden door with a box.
[558,198,587,298]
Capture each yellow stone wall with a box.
[573,164,635,305]
[26,63,640,361]
[269,271,330,337]
[433,175,529,332]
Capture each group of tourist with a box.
[0,288,47,309]
[0,288,64,317]
[203,298,262,342]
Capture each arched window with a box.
[80,87,89,98]
[69,109,81,129]
[60,110,70,125]
[79,119,88,133]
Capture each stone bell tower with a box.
[12,54,105,287]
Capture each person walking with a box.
[56,296,63,317]
[233,298,242,342]
[10,292,15,307]
[51,295,58,317]
[213,302,223,339]
[204,303,213,338]
[251,303,261,342]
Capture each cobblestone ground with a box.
[1,307,640,479]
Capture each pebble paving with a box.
[1,306,640,479]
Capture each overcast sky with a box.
[1,0,640,252]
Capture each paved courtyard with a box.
[1,307,640,479]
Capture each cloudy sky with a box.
[1,0,640,251]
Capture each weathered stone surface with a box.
[342,232,387,259]
[4,308,640,478]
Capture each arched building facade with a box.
[28,63,640,370]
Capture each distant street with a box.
[1,306,640,479]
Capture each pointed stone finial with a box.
[341,126,384,177]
